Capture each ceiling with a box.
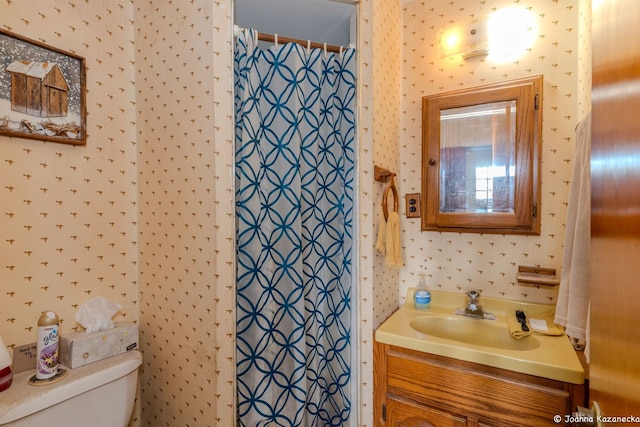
[234,0,356,47]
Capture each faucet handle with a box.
[466,289,481,302]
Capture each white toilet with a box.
[0,350,142,427]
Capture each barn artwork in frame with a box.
[0,29,86,146]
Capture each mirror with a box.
[440,100,516,214]
[422,76,542,234]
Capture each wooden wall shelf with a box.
[517,265,560,286]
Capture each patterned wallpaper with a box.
[0,0,139,371]
[0,1,236,426]
[356,1,375,424]
[577,0,592,121]
[135,0,236,425]
[371,0,403,329]
[360,1,402,425]
[0,0,588,426]
[397,0,583,307]
[0,0,140,424]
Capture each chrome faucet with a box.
[464,289,484,317]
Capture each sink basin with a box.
[410,316,540,351]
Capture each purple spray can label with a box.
[36,311,59,380]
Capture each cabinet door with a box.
[386,397,466,427]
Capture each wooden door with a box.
[590,0,640,414]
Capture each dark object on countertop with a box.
[516,310,529,332]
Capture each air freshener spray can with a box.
[36,311,59,380]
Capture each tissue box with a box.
[59,322,139,368]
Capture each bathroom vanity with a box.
[374,290,586,426]
[374,343,585,426]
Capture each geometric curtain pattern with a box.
[234,28,356,426]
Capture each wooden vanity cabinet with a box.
[374,341,586,427]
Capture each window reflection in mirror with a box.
[439,101,516,214]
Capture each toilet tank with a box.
[0,350,142,427]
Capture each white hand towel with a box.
[555,112,591,360]
[385,211,403,267]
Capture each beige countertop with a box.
[375,289,585,384]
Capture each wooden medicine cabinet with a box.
[421,76,542,234]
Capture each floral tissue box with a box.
[59,321,139,368]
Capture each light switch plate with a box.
[405,193,421,218]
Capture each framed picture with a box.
[0,29,86,146]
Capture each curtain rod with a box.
[234,25,349,53]
[258,33,343,53]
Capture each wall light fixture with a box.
[438,17,489,59]
[438,7,538,62]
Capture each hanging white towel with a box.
[385,211,403,267]
[555,112,591,360]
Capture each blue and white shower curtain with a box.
[234,28,356,427]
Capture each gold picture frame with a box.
[0,29,86,146]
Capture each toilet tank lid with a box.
[0,350,142,424]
